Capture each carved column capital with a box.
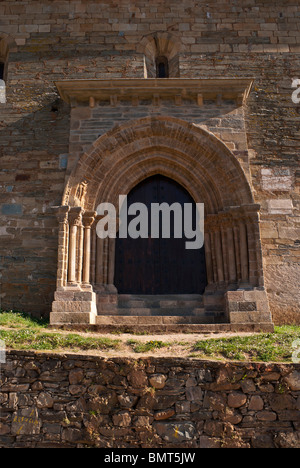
[69,207,83,226]
[82,210,97,228]
[54,205,70,224]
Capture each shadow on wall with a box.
[0,93,70,317]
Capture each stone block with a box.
[278,226,300,240]
[154,408,175,420]
[261,168,293,191]
[52,301,96,313]
[54,291,75,301]
[229,311,266,324]
[113,411,132,427]
[50,311,96,325]
[243,290,267,302]
[284,371,300,391]
[267,199,293,215]
[238,301,257,312]
[11,408,41,436]
[226,291,245,301]
[149,374,167,390]
[249,395,264,411]
[153,421,196,443]
[1,204,23,215]
[228,392,247,408]
[73,291,96,302]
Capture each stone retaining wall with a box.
[0,351,299,448]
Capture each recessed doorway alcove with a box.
[50,79,274,333]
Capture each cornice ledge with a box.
[55,78,254,107]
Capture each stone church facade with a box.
[0,1,299,330]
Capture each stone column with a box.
[227,226,237,284]
[246,206,263,288]
[94,215,105,289]
[55,206,70,290]
[68,207,82,286]
[221,226,229,283]
[76,221,84,285]
[107,237,116,286]
[233,225,241,282]
[95,237,104,286]
[239,221,249,284]
[90,223,97,285]
[214,229,224,284]
[204,232,214,286]
[82,211,97,288]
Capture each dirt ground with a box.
[47,328,256,359]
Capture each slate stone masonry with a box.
[0,351,299,448]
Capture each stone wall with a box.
[0,0,299,323]
[0,351,299,448]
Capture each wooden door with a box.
[114,175,207,294]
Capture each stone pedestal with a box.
[225,288,273,328]
[50,289,97,325]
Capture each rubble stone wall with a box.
[0,351,300,448]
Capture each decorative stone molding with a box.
[55,78,253,108]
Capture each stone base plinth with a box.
[50,289,97,325]
[226,288,273,326]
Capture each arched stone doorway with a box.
[51,116,273,331]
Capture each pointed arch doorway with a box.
[114,174,207,295]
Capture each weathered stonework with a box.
[0,0,299,325]
[0,351,299,448]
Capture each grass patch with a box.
[0,310,48,329]
[127,339,170,353]
[0,310,120,352]
[191,326,300,362]
[0,328,121,352]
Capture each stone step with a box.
[113,307,206,317]
[52,322,275,334]
[118,294,204,309]
[95,315,221,325]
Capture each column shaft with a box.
[82,211,97,287]
[239,222,249,283]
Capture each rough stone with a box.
[69,369,84,385]
[249,395,264,411]
[36,392,54,409]
[149,374,167,389]
[284,371,300,391]
[153,421,196,443]
[154,408,175,421]
[228,392,247,408]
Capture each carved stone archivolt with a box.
[51,116,272,328]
